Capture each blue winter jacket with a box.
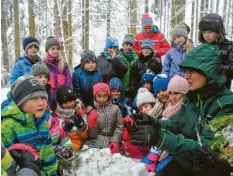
[72,64,103,106]
[10,55,41,84]
[162,45,186,79]
[109,78,130,117]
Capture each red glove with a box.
[145,153,159,173]
[109,142,119,154]
[87,109,98,128]
[122,115,134,127]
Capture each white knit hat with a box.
[167,75,189,94]
[137,88,156,108]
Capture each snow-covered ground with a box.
[1,87,10,103]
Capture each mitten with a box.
[62,120,75,132]
[145,153,159,172]
[53,144,73,159]
[123,115,134,127]
[71,115,86,132]
[109,142,119,154]
[87,109,98,128]
[8,143,41,176]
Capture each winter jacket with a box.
[162,45,186,79]
[85,101,123,148]
[1,145,16,176]
[119,49,139,92]
[96,52,128,83]
[72,65,103,106]
[154,44,233,170]
[10,55,41,84]
[130,54,162,97]
[49,104,88,151]
[1,93,58,176]
[45,59,72,101]
[134,29,171,60]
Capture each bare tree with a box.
[106,0,111,37]
[84,0,89,49]
[67,0,72,67]
[28,0,35,36]
[14,0,20,58]
[145,0,149,13]
[129,0,137,35]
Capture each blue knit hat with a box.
[153,74,170,95]
[109,77,125,96]
[141,39,154,52]
[104,37,119,50]
[23,37,39,52]
[141,69,156,84]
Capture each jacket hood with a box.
[179,44,226,96]
[109,77,125,97]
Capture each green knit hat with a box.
[30,63,50,79]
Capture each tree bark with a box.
[145,0,149,13]
[67,0,72,68]
[28,0,35,36]
[106,0,111,37]
[84,0,89,49]
[13,0,20,58]
[129,0,137,35]
[53,0,62,38]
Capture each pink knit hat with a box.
[141,13,153,28]
[93,83,110,97]
[167,75,189,94]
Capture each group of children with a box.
[1,12,233,176]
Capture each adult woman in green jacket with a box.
[131,44,233,176]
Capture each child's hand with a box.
[111,48,117,58]
[87,109,98,128]
[123,115,134,126]
[109,142,119,154]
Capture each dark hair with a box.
[198,30,225,44]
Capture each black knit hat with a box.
[56,85,76,105]
[80,50,97,67]
[11,76,48,107]
[45,37,60,52]
[30,63,50,79]
[23,37,39,52]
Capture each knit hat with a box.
[11,75,48,107]
[56,85,76,105]
[122,34,134,47]
[93,83,110,97]
[153,74,170,95]
[137,88,156,108]
[45,37,60,52]
[81,50,97,67]
[104,37,119,50]
[141,39,154,52]
[141,13,153,28]
[23,37,39,52]
[171,23,189,40]
[167,75,189,94]
[30,63,50,79]
[141,69,156,84]
[199,13,225,34]
[109,77,125,96]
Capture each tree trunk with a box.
[84,0,89,49]
[67,0,72,68]
[82,0,85,49]
[190,0,195,42]
[171,0,185,27]
[53,0,62,38]
[13,0,20,58]
[222,0,227,23]
[200,0,205,18]
[106,0,111,37]
[215,0,220,13]
[1,0,9,71]
[145,0,149,13]
[129,0,137,35]
[28,0,35,36]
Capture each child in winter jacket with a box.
[141,69,156,93]
[96,37,128,83]
[130,39,162,97]
[30,63,52,108]
[1,76,57,176]
[199,13,233,88]
[72,50,102,107]
[109,77,130,117]
[162,24,193,79]
[10,37,41,84]
[49,85,88,155]
[85,83,123,154]
[43,36,72,102]
[119,34,139,99]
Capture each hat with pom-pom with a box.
[167,75,189,94]
[141,13,153,28]
[137,87,156,108]
[45,37,60,52]
[153,74,170,95]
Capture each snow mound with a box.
[76,148,151,176]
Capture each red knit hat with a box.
[93,83,110,97]
[167,75,189,94]
[141,13,153,28]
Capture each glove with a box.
[132,113,159,126]
[62,115,86,132]
[8,143,41,176]
[53,144,73,159]
[87,109,98,128]
[145,153,159,173]
[109,142,119,154]
[123,115,134,127]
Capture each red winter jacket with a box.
[134,31,171,60]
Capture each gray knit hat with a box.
[45,37,60,52]
[171,24,188,40]
[141,39,154,52]
[30,63,50,79]
[122,34,134,47]
[11,75,48,107]
[81,50,97,67]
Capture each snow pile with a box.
[75,148,151,176]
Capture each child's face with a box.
[21,96,48,118]
[139,103,153,113]
[169,92,184,105]
[48,46,60,57]
[110,89,122,99]
[62,100,76,109]
[35,74,49,85]
[27,45,38,57]
[123,43,134,53]
[96,91,109,104]
[107,47,118,56]
[84,61,96,72]
[157,89,169,103]
[174,35,186,46]
[202,31,217,43]
[141,48,153,57]
[143,26,153,33]
[143,82,152,91]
